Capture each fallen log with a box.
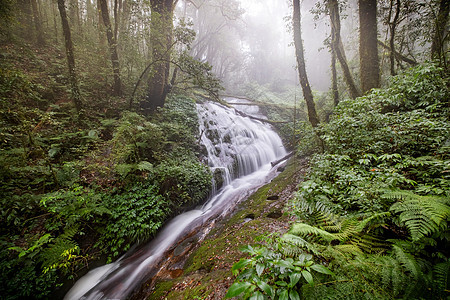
[271,152,294,167]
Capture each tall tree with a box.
[328,0,361,99]
[359,0,380,93]
[99,0,123,96]
[387,0,401,75]
[331,44,339,106]
[292,0,319,128]
[57,0,82,112]
[30,0,45,45]
[144,0,175,112]
[431,0,449,62]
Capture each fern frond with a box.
[280,233,321,256]
[356,212,391,233]
[60,224,79,240]
[40,237,79,269]
[350,234,389,254]
[391,243,421,279]
[294,193,338,222]
[432,260,449,297]
[289,223,337,243]
[333,244,364,255]
[334,219,359,242]
[388,191,449,241]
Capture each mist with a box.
[177,0,334,96]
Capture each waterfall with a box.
[65,99,286,300]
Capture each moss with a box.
[151,280,175,299]
[151,158,306,299]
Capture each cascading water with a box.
[65,99,287,300]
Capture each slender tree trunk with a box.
[359,0,380,94]
[96,0,106,47]
[388,0,401,75]
[292,0,319,128]
[431,0,449,62]
[52,1,58,43]
[99,0,122,96]
[328,0,361,99]
[331,45,339,106]
[144,0,174,113]
[18,0,34,40]
[31,0,45,45]
[57,0,82,112]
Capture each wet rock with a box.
[243,213,255,223]
[266,210,283,219]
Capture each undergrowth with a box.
[229,63,449,299]
[0,43,212,298]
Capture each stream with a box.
[64,99,287,300]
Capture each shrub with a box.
[99,183,170,259]
[154,158,212,208]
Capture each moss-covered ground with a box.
[149,157,309,299]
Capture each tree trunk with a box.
[144,0,174,113]
[328,0,361,99]
[292,0,319,128]
[99,0,123,96]
[431,0,449,62]
[359,0,380,94]
[331,45,339,106]
[96,0,106,47]
[31,0,45,45]
[18,0,34,41]
[388,0,401,75]
[57,0,82,113]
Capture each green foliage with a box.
[387,190,450,241]
[226,238,333,300]
[111,111,165,164]
[176,51,223,99]
[99,183,170,260]
[154,157,212,207]
[282,63,450,299]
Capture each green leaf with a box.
[289,273,302,287]
[276,259,294,269]
[137,161,153,172]
[302,270,314,286]
[88,130,98,138]
[278,289,289,300]
[225,282,253,298]
[310,264,334,276]
[289,290,301,300]
[48,148,59,158]
[276,281,288,287]
[256,280,274,297]
[249,291,265,300]
[256,263,265,276]
[232,259,253,273]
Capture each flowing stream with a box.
[65,99,287,300]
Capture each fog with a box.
[178,0,338,95]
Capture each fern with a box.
[432,260,449,298]
[391,243,421,279]
[289,223,337,243]
[280,233,321,256]
[40,225,80,274]
[356,212,391,233]
[387,190,450,241]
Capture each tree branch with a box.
[377,40,417,66]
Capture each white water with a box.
[65,99,286,300]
